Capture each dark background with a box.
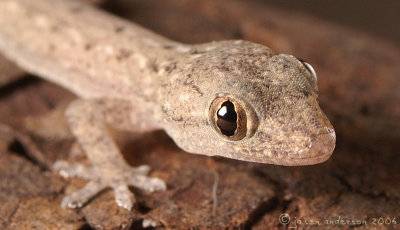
[264,0,400,46]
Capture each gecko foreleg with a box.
[53,99,166,210]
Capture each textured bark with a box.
[0,0,399,229]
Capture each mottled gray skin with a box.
[0,0,335,210]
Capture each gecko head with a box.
[161,40,335,166]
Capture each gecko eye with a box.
[217,101,237,136]
[298,58,318,83]
[209,96,248,141]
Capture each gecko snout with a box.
[303,127,336,165]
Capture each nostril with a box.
[307,127,336,156]
[317,129,336,153]
[325,127,336,142]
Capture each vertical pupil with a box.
[217,101,237,136]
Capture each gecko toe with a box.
[53,160,94,180]
[131,164,151,175]
[61,180,105,209]
[113,184,136,210]
[128,175,167,192]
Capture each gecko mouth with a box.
[285,128,336,166]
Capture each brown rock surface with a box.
[0,0,399,229]
[0,55,25,88]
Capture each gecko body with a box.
[0,0,335,209]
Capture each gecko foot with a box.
[53,160,166,210]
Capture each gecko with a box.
[0,0,336,210]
